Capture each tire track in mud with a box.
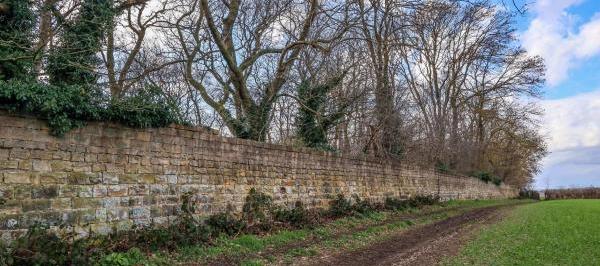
[309,204,516,266]
[205,205,468,266]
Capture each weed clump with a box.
[328,194,393,217]
[206,212,246,236]
[273,201,315,228]
[99,248,146,266]
[384,195,440,211]
[328,194,355,217]
[242,188,274,231]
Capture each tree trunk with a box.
[34,0,56,76]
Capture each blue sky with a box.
[513,0,600,188]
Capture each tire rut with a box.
[309,204,515,266]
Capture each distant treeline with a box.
[544,187,600,200]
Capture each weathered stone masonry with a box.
[0,113,516,242]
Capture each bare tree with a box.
[393,1,545,185]
[102,0,183,99]
[354,0,416,157]
[6,0,548,188]
[169,0,348,140]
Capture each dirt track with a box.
[309,205,510,266]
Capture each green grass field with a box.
[447,200,600,266]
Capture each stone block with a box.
[71,163,92,173]
[17,160,32,170]
[31,185,59,199]
[22,199,51,212]
[51,198,72,209]
[32,160,51,172]
[0,148,9,160]
[30,150,52,160]
[50,160,72,172]
[0,200,20,215]
[157,174,178,184]
[129,184,149,196]
[141,174,156,184]
[84,154,97,163]
[0,215,21,230]
[3,172,31,184]
[95,209,108,222]
[142,195,157,205]
[59,185,78,198]
[13,185,31,200]
[77,186,93,197]
[101,197,120,208]
[9,149,30,159]
[124,164,140,174]
[93,186,108,197]
[72,198,101,209]
[107,185,128,197]
[37,172,65,184]
[133,218,150,227]
[67,172,91,184]
[129,207,150,219]
[105,164,125,174]
[97,154,113,163]
[107,208,128,221]
[22,211,62,227]
[0,186,13,200]
[73,209,96,224]
[149,184,168,195]
[136,132,151,142]
[119,174,139,184]
[102,173,119,184]
[89,174,102,185]
[51,151,70,160]
[0,160,18,170]
[122,196,142,207]
[71,152,85,162]
[92,164,106,172]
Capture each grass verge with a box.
[125,199,524,265]
[446,200,600,266]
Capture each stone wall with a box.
[0,113,516,241]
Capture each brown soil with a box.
[192,202,523,266]
[307,205,510,266]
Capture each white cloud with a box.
[535,89,600,188]
[521,0,600,86]
[541,89,600,150]
[535,147,600,189]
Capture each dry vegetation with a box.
[544,187,600,200]
[1,0,546,188]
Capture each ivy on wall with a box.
[0,80,183,136]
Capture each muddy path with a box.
[198,201,526,266]
[206,203,504,266]
[308,204,515,266]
